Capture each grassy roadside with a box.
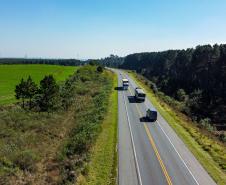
[127,71,226,185]
[77,71,118,185]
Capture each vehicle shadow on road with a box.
[128,96,136,103]
[114,86,124,91]
[140,117,155,123]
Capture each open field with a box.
[0,64,77,104]
[127,71,226,185]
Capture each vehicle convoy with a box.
[146,108,157,122]
[135,87,146,102]
[122,78,129,90]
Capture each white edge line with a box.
[156,121,200,185]
[125,71,200,185]
[122,82,143,185]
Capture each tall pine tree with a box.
[38,75,60,112]
[15,78,27,108]
[26,76,38,109]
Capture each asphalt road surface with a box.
[115,69,216,185]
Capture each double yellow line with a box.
[126,80,173,185]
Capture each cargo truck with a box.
[122,78,129,90]
[135,87,146,102]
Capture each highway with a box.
[116,69,216,185]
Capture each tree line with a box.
[96,54,124,68]
[15,75,62,112]
[119,44,226,129]
[0,58,86,66]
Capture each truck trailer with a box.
[122,78,129,90]
[135,87,146,102]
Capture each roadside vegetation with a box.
[0,65,117,185]
[127,71,226,185]
[56,65,115,185]
[0,64,76,104]
[77,73,118,185]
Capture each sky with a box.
[0,0,226,59]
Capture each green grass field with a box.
[0,64,77,104]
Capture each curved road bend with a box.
[115,69,216,185]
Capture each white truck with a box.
[122,78,129,90]
[135,87,146,102]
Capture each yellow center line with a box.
[122,74,173,185]
[143,123,173,185]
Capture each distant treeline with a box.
[0,58,87,66]
[97,54,124,67]
[119,44,226,128]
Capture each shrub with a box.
[97,66,103,73]
[150,82,158,94]
[219,133,226,142]
[180,103,191,115]
[0,157,14,169]
[13,150,39,172]
[199,118,215,132]
[187,89,203,112]
[176,89,187,102]
[80,74,91,82]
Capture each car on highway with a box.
[135,87,146,102]
[146,108,157,122]
[122,78,129,90]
